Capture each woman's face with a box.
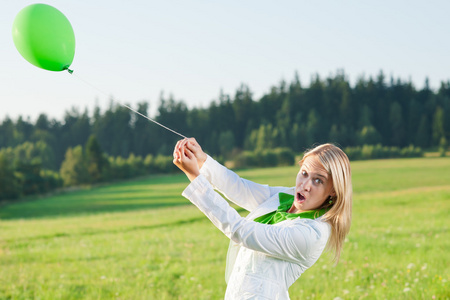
[289,155,335,214]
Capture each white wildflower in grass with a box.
[403,287,411,292]
[407,263,415,269]
[333,297,343,300]
[100,276,106,280]
[421,264,428,270]
[343,290,349,295]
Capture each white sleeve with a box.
[182,175,329,264]
[199,155,287,211]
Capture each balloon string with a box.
[71,72,188,139]
[121,104,188,139]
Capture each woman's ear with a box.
[329,189,336,197]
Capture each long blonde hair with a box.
[301,143,352,263]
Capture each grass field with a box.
[0,157,449,299]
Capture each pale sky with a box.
[2,0,449,122]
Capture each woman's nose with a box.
[301,179,311,192]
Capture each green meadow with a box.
[0,157,449,300]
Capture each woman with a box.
[173,138,352,299]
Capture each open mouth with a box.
[296,192,306,204]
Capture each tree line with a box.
[0,70,449,201]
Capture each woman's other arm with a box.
[183,175,329,264]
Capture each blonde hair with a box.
[300,143,352,263]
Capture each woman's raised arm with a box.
[174,139,286,211]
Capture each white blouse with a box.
[182,155,330,300]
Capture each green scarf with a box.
[253,192,327,225]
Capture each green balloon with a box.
[12,4,75,72]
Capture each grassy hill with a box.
[1,157,449,299]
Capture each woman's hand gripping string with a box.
[173,139,201,182]
[184,138,207,170]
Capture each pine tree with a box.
[0,152,20,200]
[218,131,236,157]
[85,135,108,183]
[416,115,430,148]
[0,118,15,148]
[432,106,445,146]
[306,109,319,146]
[389,102,406,147]
[232,84,255,148]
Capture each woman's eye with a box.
[301,171,307,176]
[314,178,323,184]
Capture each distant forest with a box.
[0,70,449,200]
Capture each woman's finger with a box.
[174,139,185,158]
[186,141,198,152]
[184,147,194,159]
[175,139,186,152]
[182,139,190,151]
[189,137,199,146]
[178,138,188,148]
[173,145,179,159]
[180,145,187,159]
[187,142,202,158]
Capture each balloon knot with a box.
[66,68,74,74]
